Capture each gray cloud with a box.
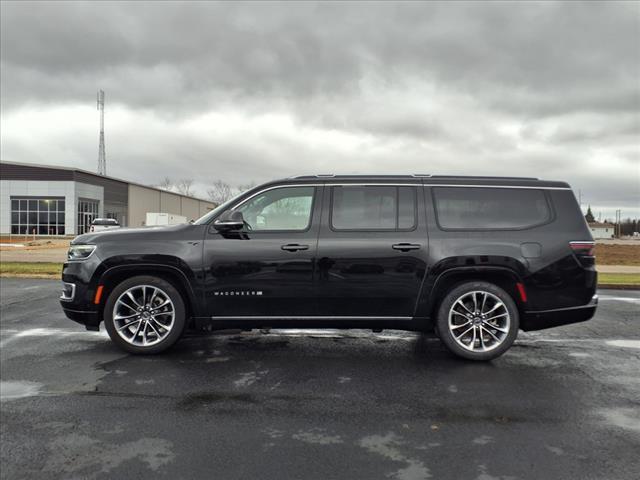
[1,0,639,217]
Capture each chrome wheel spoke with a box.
[484,301,504,315]
[478,327,486,350]
[484,321,508,333]
[480,293,488,313]
[485,312,508,322]
[118,300,137,313]
[118,318,142,331]
[481,325,502,343]
[451,321,471,330]
[147,320,162,338]
[455,325,474,340]
[126,291,142,308]
[112,285,175,347]
[455,300,474,315]
[149,288,159,307]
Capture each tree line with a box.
[153,177,257,204]
[584,206,639,236]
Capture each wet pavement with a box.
[1,278,639,479]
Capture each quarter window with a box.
[331,186,417,230]
[433,187,551,230]
[234,186,314,231]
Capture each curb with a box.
[598,284,640,290]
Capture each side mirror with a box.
[214,210,244,231]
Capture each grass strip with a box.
[0,262,63,277]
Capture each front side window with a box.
[234,186,314,231]
[433,187,551,230]
[331,186,417,231]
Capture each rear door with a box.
[315,183,429,318]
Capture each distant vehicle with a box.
[145,212,187,226]
[61,175,597,360]
[89,218,120,232]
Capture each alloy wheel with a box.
[112,285,175,347]
[448,290,511,353]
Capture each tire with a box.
[103,275,187,354]
[436,281,519,361]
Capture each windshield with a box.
[193,190,246,225]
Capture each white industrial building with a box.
[588,222,615,240]
[0,161,216,236]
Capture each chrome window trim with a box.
[209,182,571,225]
[232,183,570,210]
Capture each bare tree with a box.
[236,182,257,194]
[156,176,174,191]
[207,180,234,204]
[176,178,194,196]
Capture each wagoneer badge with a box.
[214,291,263,296]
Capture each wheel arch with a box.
[425,266,526,320]
[96,264,201,323]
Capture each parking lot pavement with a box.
[1,279,639,480]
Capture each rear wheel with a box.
[436,281,519,361]
[104,276,186,354]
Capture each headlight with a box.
[67,244,96,261]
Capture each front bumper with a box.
[61,306,101,331]
[520,294,598,331]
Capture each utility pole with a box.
[615,209,622,238]
[97,90,106,176]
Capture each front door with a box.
[203,185,322,317]
[315,184,429,318]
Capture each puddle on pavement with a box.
[0,380,43,401]
[605,340,640,349]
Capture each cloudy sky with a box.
[1,1,639,218]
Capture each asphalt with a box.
[1,278,639,480]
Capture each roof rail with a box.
[430,175,539,180]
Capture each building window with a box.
[77,199,100,234]
[10,197,65,236]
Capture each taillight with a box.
[570,241,595,267]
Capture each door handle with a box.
[281,244,310,252]
[392,243,421,252]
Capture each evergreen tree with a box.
[584,205,595,223]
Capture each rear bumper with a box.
[520,295,598,331]
[61,306,101,331]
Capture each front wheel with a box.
[436,281,519,361]
[103,275,186,354]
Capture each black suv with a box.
[60,175,597,360]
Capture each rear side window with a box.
[331,186,416,230]
[433,187,551,230]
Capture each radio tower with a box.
[97,90,106,176]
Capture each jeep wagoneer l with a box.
[60,175,597,360]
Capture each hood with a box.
[72,223,194,245]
